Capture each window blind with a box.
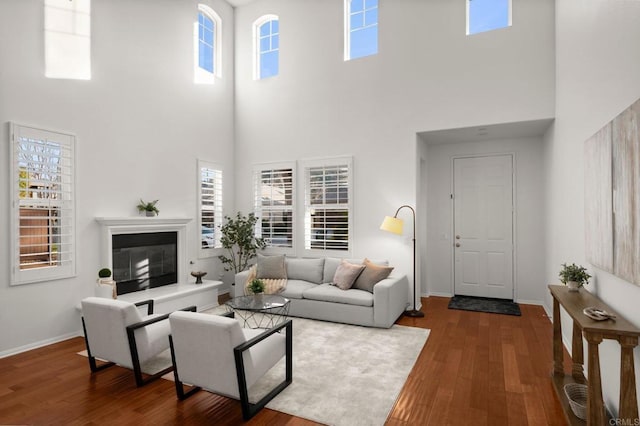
[11,124,76,285]
[254,165,294,249]
[199,163,223,253]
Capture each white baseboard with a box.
[0,331,80,359]
[427,291,453,298]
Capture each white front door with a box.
[453,155,514,299]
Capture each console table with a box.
[549,285,640,425]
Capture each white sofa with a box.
[234,257,408,328]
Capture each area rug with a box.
[249,317,429,426]
[79,312,430,426]
[448,295,521,316]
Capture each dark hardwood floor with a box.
[0,296,569,425]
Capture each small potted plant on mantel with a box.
[248,278,265,302]
[137,199,159,217]
[559,263,591,292]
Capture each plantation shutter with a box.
[10,123,76,285]
[303,157,352,253]
[253,164,294,250]
[198,161,223,255]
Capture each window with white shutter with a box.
[198,160,223,257]
[10,123,76,285]
[302,157,352,254]
[253,163,294,253]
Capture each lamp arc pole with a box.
[389,205,424,318]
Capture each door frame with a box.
[449,152,518,301]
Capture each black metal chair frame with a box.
[81,299,196,387]
[169,311,293,420]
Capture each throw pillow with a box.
[353,258,394,293]
[286,258,325,284]
[332,260,365,290]
[256,254,287,279]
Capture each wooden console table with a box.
[549,285,640,425]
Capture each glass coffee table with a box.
[225,294,290,329]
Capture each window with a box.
[10,123,76,285]
[254,15,279,80]
[198,160,223,257]
[254,164,294,251]
[467,0,512,35]
[44,0,91,79]
[303,157,352,253]
[194,4,221,84]
[345,0,378,61]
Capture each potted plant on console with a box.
[137,199,159,217]
[559,263,591,292]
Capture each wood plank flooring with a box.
[0,296,569,425]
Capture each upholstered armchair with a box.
[80,296,196,387]
[168,311,293,420]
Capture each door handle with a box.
[455,235,461,239]
[455,243,461,247]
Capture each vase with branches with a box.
[218,212,266,274]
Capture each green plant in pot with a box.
[96,268,116,299]
[559,263,591,292]
[97,268,112,283]
[137,199,159,216]
[248,278,265,294]
[218,212,266,274]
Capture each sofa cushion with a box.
[256,254,287,279]
[280,280,317,300]
[323,258,389,283]
[286,258,325,284]
[353,258,394,293]
[302,284,373,307]
[331,260,365,290]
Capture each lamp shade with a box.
[380,215,404,235]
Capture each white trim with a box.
[95,217,192,286]
[0,331,79,359]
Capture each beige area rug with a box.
[79,310,430,426]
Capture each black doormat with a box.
[448,295,521,316]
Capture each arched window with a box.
[194,4,221,84]
[344,0,378,61]
[253,15,279,80]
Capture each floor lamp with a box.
[380,205,424,318]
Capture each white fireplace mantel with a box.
[95,216,193,284]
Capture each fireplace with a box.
[112,232,178,295]
[96,217,191,296]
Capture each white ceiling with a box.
[418,119,554,145]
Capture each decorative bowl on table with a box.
[190,271,207,284]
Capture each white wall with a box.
[0,0,235,356]
[233,0,555,304]
[545,0,640,416]
[426,137,546,303]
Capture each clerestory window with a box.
[254,15,279,80]
[44,0,91,80]
[466,0,512,35]
[195,4,221,84]
[344,0,378,61]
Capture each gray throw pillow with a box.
[353,258,394,293]
[332,260,365,290]
[286,258,325,283]
[256,254,287,279]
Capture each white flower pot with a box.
[567,281,581,292]
[96,278,116,299]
